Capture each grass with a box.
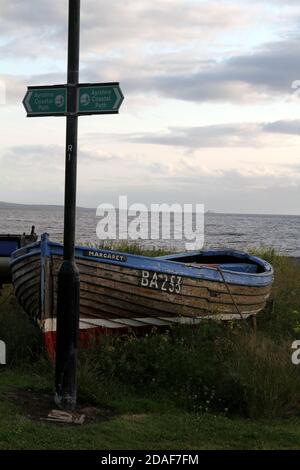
[0,367,300,450]
[0,287,41,364]
[0,247,300,449]
[75,325,300,420]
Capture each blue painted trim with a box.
[10,244,41,263]
[41,233,51,257]
[40,233,51,317]
[10,234,274,288]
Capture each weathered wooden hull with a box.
[11,234,273,355]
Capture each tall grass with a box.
[224,333,300,417]
[76,322,300,419]
[0,286,42,364]
[252,249,300,337]
[93,240,171,257]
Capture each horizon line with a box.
[0,200,299,218]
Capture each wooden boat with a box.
[10,233,273,355]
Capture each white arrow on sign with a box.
[24,91,33,113]
[113,87,123,110]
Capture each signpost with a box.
[23,0,123,410]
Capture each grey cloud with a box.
[1,143,300,214]
[1,144,123,166]
[1,144,64,171]
[3,144,63,158]
[77,36,300,105]
[88,119,300,149]
[134,39,300,103]
[75,167,300,215]
[0,1,66,34]
[0,72,66,104]
[263,119,300,135]
[0,0,253,60]
[0,0,67,59]
[127,124,261,148]
[78,149,125,164]
[81,0,251,50]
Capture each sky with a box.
[1,0,300,214]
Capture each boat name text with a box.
[83,250,127,262]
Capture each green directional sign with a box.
[23,86,67,116]
[23,83,124,117]
[77,83,124,115]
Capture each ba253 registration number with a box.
[140,270,182,294]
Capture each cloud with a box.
[123,38,300,103]
[0,1,254,58]
[81,0,254,52]
[7,36,300,107]
[0,1,66,34]
[263,119,300,135]
[84,119,300,149]
[1,142,300,214]
[0,72,66,105]
[0,0,252,70]
[0,1,67,62]
[75,165,300,215]
[3,143,63,159]
[0,144,64,171]
[127,124,263,148]
[77,35,300,103]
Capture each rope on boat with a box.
[216,267,246,322]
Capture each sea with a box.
[0,206,300,257]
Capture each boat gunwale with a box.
[10,234,274,288]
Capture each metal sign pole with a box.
[55,0,81,410]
